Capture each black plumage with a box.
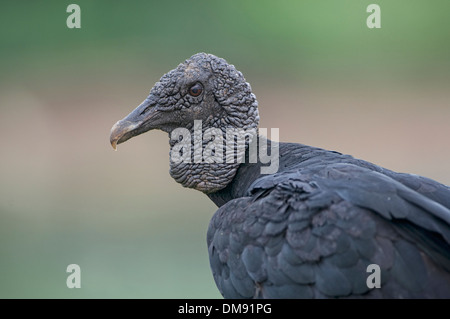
[110,53,450,298]
[207,142,450,298]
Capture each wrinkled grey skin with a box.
[111,53,259,192]
[111,53,450,299]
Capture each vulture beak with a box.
[110,97,159,150]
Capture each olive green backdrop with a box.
[1,1,449,298]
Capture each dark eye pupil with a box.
[189,83,202,96]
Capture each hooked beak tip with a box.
[110,98,158,151]
[109,120,124,151]
[109,120,142,151]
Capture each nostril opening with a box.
[140,101,157,115]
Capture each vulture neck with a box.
[169,123,258,193]
[207,137,277,207]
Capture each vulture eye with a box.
[189,83,203,97]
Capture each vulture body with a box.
[110,53,450,298]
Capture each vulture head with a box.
[110,53,259,193]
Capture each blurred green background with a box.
[0,1,449,298]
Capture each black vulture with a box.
[110,53,450,298]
